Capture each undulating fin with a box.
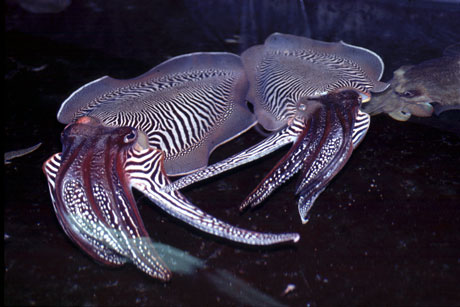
[263,33,389,93]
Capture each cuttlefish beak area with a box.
[43,116,172,281]
[241,89,362,223]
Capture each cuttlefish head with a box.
[363,64,439,121]
[388,65,435,120]
[43,116,171,281]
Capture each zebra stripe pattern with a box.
[126,146,300,245]
[351,109,371,148]
[255,49,376,124]
[82,71,236,159]
[57,52,256,176]
[43,153,61,204]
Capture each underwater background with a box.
[5,0,460,305]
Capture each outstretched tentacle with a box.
[128,147,300,245]
[166,128,297,192]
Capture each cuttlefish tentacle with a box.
[43,116,171,280]
[125,145,300,245]
[167,128,298,192]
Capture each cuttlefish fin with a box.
[57,75,125,124]
[127,147,300,245]
[265,33,389,93]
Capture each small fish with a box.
[4,142,42,164]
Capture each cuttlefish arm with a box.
[240,90,367,223]
[167,103,369,193]
[43,116,171,280]
[43,117,299,280]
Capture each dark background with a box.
[5,0,460,305]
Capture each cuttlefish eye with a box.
[397,89,419,98]
[338,89,361,100]
[123,130,137,143]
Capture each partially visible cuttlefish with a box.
[362,44,460,121]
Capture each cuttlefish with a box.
[43,52,300,281]
[362,44,460,121]
[170,33,389,223]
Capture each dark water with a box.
[4,0,460,306]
